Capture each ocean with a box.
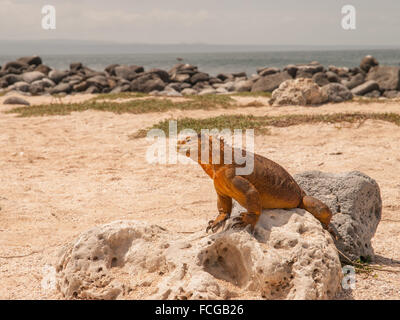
[1,49,400,76]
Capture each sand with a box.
[0,93,399,299]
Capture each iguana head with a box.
[177,133,226,165]
[176,133,199,158]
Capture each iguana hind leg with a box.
[230,176,262,231]
[206,194,232,233]
[299,195,333,229]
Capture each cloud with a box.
[0,0,399,45]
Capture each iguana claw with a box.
[206,219,225,233]
[229,212,258,231]
[206,213,230,233]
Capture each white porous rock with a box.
[269,78,329,106]
[56,209,342,300]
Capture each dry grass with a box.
[131,112,400,138]
[90,92,149,101]
[5,95,244,117]
[353,97,397,104]
[230,91,272,98]
[243,100,264,107]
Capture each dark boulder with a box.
[366,66,400,91]
[216,73,234,82]
[258,67,280,77]
[14,81,30,92]
[22,71,45,84]
[2,61,27,73]
[326,71,340,83]
[166,82,182,92]
[312,72,330,86]
[86,75,109,88]
[131,65,145,73]
[321,83,353,103]
[251,71,291,92]
[336,68,351,78]
[209,77,222,85]
[192,81,210,91]
[232,71,247,78]
[6,67,24,75]
[17,56,42,66]
[349,67,363,76]
[383,90,400,99]
[109,86,123,94]
[180,82,192,90]
[147,68,170,83]
[63,75,84,85]
[364,90,381,98]
[3,96,30,106]
[81,67,101,78]
[106,78,118,90]
[70,62,83,72]
[105,64,120,75]
[130,74,165,93]
[49,70,70,84]
[73,81,89,92]
[296,62,324,75]
[342,73,365,90]
[351,80,379,96]
[29,80,51,95]
[85,86,100,94]
[190,72,209,85]
[34,64,51,75]
[360,55,379,73]
[283,64,298,78]
[169,64,198,84]
[29,84,44,95]
[234,80,253,92]
[2,74,22,85]
[114,65,140,81]
[169,63,197,76]
[50,83,72,94]
[0,79,8,88]
[171,73,191,82]
[295,70,313,79]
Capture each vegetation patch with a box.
[353,97,398,104]
[231,91,272,98]
[131,112,400,138]
[90,92,149,101]
[5,94,245,117]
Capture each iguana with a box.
[177,133,333,234]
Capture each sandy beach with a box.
[0,93,399,299]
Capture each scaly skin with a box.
[177,134,333,233]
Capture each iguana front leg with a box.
[230,176,262,231]
[206,194,232,233]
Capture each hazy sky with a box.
[1,0,400,45]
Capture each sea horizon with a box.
[1,48,400,76]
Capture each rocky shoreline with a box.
[1,55,400,101]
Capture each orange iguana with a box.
[177,133,333,234]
